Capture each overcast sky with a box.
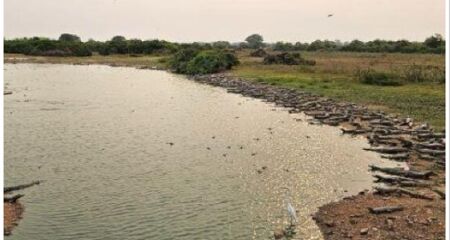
[4,0,446,42]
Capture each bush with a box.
[272,42,295,51]
[263,52,316,66]
[402,64,445,84]
[68,43,92,56]
[250,48,267,57]
[169,48,201,73]
[355,68,402,86]
[186,50,239,74]
[29,49,70,57]
[212,41,231,49]
[170,49,239,74]
[4,37,92,57]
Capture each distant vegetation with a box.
[5,36,92,57]
[263,52,316,66]
[5,33,445,57]
[244,34,265,49]
[4,33,445,75]
[58,33,81,42]
[4,34,178,57]
[355,64,445,86]
[355,68,402,86]
[268,34,445,54]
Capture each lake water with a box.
[4,64,396,240]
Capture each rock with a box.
[360,228,369,235]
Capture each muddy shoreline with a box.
[4,60,446,239]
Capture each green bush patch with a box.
[355,68,402,86]
[263,52,316,66]
[170,49,239,74]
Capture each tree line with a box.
[4,33,445,57]
[245,34,445,54]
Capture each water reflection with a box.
[4,64,396,240]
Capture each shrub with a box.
[263,52,316,66]
[170,49,239,74]
[98,45,111,55]
[212,41,231,49]
[85,39,106,53]
[29,49,70,57]
[272,42,295,51]
[68,43,92,56]
[185,50,239,74]
[355,68,402,86]
[169,48,200,73]
[298,58,316,66]
[250,48,267,57]
[128,39,144,54]
[402,64,445,84]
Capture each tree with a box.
[273,42,294,51]
[127,39,144,54]
[245,34,264,49]
[308,40,324,51]
[212,41,231,49]
[58,33,81,42]
[111,35,126,42]
[424,34,444,49]
[108,35,128,54]
[342,39,365,52]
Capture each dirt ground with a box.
[4,201,24,236]
[314,157,446,240]
[314,193,445,240]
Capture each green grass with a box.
[232,51,445,129]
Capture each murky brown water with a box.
[4,64,398,240]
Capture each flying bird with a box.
[328,14,334,18]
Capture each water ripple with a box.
[5,64,397,240]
